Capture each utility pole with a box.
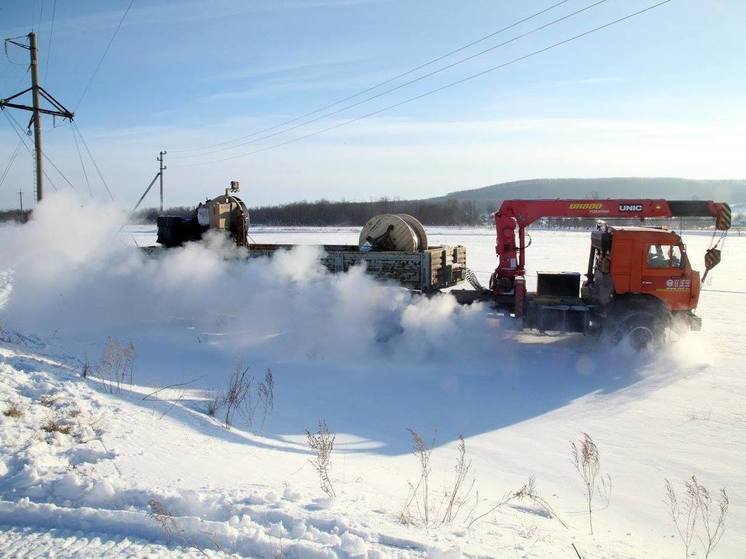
[130,152,167,214]
[157,150,167,212]
[18,189,24,221]
[0,32,74,203]
[29,32,43,203]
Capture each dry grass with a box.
[40,395,59,407]
[97,337,137,393]
[209,365,275,431]
[3,403,23,418]
[257,369,274,430]
[441,435,475,525]
[401,432,511,529]
[400,428,434,527]
[205,392,220,417]
[41,419,72,435]
[222,364,252,428]
[148,499,218,557]
[306,419,336,498]
[665,476,729,559]
[570,433,611,535]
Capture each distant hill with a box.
[242,178,744,226]
[136,177,744,227]
[431,178,746,214]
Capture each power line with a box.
[2,108,59,192]
[44,0,57,80]
[35,0,45,36]
[0,138,24,190]
[41,149,79,194]
[75,0,135,110]
[72,121,116,202]
[3,103,79,194]
[30,1,37,33]
[173,0,610,161]
[70,123,93,197]
[170,0,575,155]
[177,0,673,168]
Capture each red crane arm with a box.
[496,199,730,228]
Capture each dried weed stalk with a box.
[213,365,275,430]
[401,428,434,527]
[570,433,611,534]
[97,337,136,393]
[306,419,336,498]
[222,363,253,428]
[441,435,475,525]
[665,476,728,559]
[148,499,209,557]
[257,369,274,429]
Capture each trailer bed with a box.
[248,243,466,292]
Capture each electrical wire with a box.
[5,110,81,194]
[170,0,574,155]
[41,150,80,194]
[44,0,57,81]
[177,0,673,168]
[172,0,610,160]
[2,108,59,193]
[72,121,116,202]
[75,0,135,110]
[0,138,24,190]
[3,36,30,66]
[70,123,93,197]
[35,0,45,37]
[30,1,37,33]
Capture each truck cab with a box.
[582,226,702,332]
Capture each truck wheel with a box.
[619,312,662,350]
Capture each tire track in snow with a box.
[0,524,214,558]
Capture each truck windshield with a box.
[647,244,683,268]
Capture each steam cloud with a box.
[0,192,499,376]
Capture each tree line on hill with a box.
[127,198,483,226]
[248,198,482,226]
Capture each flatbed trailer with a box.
[247,243,466,292]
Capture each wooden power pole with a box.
[157,150,167,212]
[0,32,74,203]
[29,32,44,203]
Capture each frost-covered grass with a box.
[0,191,744,558]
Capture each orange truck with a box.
[456,199,731,348]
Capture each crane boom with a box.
[496,199,730,228]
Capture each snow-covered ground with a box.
[1,192,744,558]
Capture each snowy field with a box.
[1,193,745,558]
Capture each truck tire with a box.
[609,311,664,350]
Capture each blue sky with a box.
[0,0,744,209]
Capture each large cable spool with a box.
[358,213,427,252]
[397,214,428,251]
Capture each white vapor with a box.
[0,192,497,374]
